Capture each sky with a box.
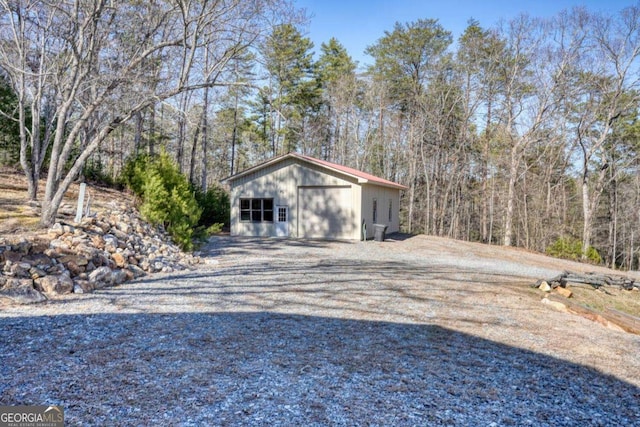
[295,0,635,68]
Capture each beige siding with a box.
[230,158,362,239]
[360,184,401,239]
[229,158,295,237]
[298,186,354,239]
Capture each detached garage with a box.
[222,153,407,240]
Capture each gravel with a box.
[1,235,639,426]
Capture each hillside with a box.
[0,167,132,239]
[0,168,200,305]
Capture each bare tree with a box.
[0,0,293,226]
[568,6,640,257]
[0,1,58,199]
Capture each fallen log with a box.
[604,309,640,335]
[541,271,637,291]
[542,294,640,335]
[544,294,611,327]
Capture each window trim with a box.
[240,198,274,223]
[373,198,378,223]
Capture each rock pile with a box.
[0,203,201,304]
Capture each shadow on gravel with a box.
[77,257,546,322]
[202,233,420,258]
[203,235,344,258]
[1,312,638,426]
[80,262,540,325]
[382,232,419,242]
[128,258,536,293]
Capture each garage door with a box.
[298,186,353,239]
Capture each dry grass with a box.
[392,234,640,318]
[0,169,42,236]
[569,285,640,315]
[0,166,134,240]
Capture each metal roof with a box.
[222,153,407,190]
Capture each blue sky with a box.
[295,0,635,68]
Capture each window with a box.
[278,206,287,222]
[240,198,273,222]
[240,199,250,221]
[263,199,273,221]
[388,199,392,222]
[372,199,377,223]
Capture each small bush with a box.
[546,236,581,260]
[585,245,603,264]
[545,236,602,264]
[205,223,224,235]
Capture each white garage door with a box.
[298,186,353,239]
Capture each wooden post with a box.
[75,183,86,223]
[84,190,91,218]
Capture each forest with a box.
[0,1,639,269]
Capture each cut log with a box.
[545,294,602,322]
[541,296,568,312]
[544,294,621,331]
[543,295,639,335]
[538,281,551,292]
[555,286,573,298]
[604,309,640,335]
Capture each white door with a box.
[275,206,289,237]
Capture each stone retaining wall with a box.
[0,203,200,304]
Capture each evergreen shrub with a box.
[545,236,602,264]
[194,185,230,231]
[121,152,202,251]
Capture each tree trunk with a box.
[608,177,618,269]
[40,117,123,226]
[189,120,201,185]
[28,103,44,201]
[489,177,495,244]
[631,229,635,270]
[18,85,37,201]
[480,98,492,243]
[176,113,186,173]
[480,156,488,243]
[407,121,417,233]
[581,178,593,258]
[503,149,518,246]
[133,111,143,154]
[200,86,209,191]
[231,89,239,175]
[149,106,156,156]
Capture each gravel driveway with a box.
[1,235,639,426]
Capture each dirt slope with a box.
[0,167,133,239]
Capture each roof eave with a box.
[221,153,290,183]
[303,160,406,189]
[222,152,408,190]
[362,181,409,190]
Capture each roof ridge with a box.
[223,152,407,190]
[293,153,407,190]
